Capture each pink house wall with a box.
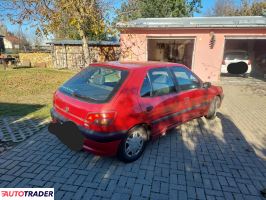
[120,28,266,81]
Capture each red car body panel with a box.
[83,139,121,156]
[50,62,223,156]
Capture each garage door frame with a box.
[146,36,196,70]
[223,36,266,77]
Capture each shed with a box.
[47,40,120,69]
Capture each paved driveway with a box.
[0,78,266,200]
[219,76,266,159]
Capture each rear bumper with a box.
[49,108,127,156]
[83,139,122,156]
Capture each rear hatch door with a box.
[53,66,128,126]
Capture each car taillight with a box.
[222,60,225,65]
[248,59,251,65]
[85,112,116,126]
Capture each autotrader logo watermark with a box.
[0,188,54,200]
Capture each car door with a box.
[170,66,209,121]
[138,67,180,136]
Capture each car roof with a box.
[91,61,186,70]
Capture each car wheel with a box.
[205,96,220,120]
[118,126,148,163]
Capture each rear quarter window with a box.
[140,76,152,97]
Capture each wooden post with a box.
[51,44,55,68]
[64,44,68,69]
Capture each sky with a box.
[194,0,215,17]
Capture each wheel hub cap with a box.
[125,131,144,157]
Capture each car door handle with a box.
[146,106,153,112]
[184,97,190,101]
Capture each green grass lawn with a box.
[0,66,76,119]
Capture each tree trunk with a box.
[80,29,90,67]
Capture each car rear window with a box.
[59,66,128,103]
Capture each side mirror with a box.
[203,82,211,88]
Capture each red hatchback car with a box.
[48,62,223,162]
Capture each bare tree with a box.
[206,0,237,16]
[206,0,266,16]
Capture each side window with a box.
[149,68,175,96]
[171,67,201,91]
[140,76,151,97]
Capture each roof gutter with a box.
[117,24,266,29]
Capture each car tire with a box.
[205,96,220,120]
[118,126,148,163]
